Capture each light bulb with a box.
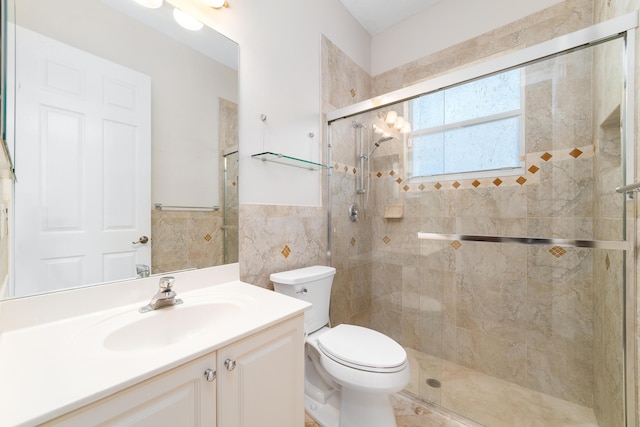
[200,0,227,7]
[373,124,383,134]
[173,8,204,31]
[134,0,163,8]
[385,111,397,127]
[394,116,405,130]
[402,122,412,134]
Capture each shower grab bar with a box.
[154,203,220,211]
[615,181,640,193]
[417,232,631,251]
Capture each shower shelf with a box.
[251,151,331,170]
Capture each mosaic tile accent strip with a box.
[204,234,212,241]
[383,235,391,244]
[350,237,356,246]
[541,152,553,161]
[281,245,291,258]
[451,240,462,250]
[569,148,583,158]
[549,246,567,258]
[605,253,610,271]
[331,145,594,194]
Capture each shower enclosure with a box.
[222,149,239,264]
[327,15,637,426]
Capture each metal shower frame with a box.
[326,12,639,426]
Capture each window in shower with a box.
[409,68,524,179]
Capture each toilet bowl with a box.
[271,266,410,427]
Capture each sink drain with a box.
[426,378,441,388]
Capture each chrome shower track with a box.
[417,232,632,251]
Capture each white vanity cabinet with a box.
[40,314,304,427]
[43,353,217,427]
[217,314,305,427]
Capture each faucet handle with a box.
[159,276,175,291]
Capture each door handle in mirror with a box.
[132,236,149,244]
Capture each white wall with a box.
[170,0,371,207]
[371,0,565,76]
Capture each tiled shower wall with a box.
[326,0,627,422]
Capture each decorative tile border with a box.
[332,145,594,193]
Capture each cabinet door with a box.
[44,353,217,427]
[217,315,304,427]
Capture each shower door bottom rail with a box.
[417,232,631,251]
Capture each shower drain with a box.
[426,378,441,388]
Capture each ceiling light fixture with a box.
[199,0,228,8]
[173,8,204,31]
[134,0,163,8]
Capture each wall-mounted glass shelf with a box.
[251,151,331,170]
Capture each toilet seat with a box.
[317,324,407,373]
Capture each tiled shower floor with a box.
[404,348,598,426]
[304,348,599,427]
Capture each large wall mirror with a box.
[2,0,239,299]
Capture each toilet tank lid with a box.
[270,265,336,285]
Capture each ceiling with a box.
[340,0,445,35]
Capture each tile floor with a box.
[404,348,598,426]
[305,348,600,427]
[304,393,475,427]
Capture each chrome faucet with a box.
[139,276,183,313]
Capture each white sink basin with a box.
[70,294,252,354]
[104,301,243,351]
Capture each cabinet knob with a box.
[224,359,237,371]
[204,368,216,382]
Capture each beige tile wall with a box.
[151,209,224,273]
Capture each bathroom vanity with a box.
[0,264,309,427]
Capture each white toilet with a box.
[271,265,410,427]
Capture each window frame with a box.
[406,68,526,183]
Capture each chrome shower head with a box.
[368,136,393,157]
[375,136,393,146]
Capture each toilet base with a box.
[304,394,339,427]
[339,388,396,427]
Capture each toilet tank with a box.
[270,265,336,334]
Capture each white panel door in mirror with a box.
[13,26,151,297]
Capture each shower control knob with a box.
[204,368,216,382]
[225,359,237,371]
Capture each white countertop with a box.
[0,265,309,427]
